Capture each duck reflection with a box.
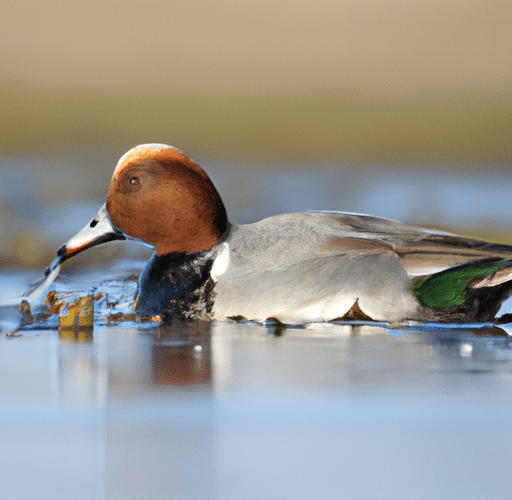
[151,320,212,386]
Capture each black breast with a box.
[134,250,215,319]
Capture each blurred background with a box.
[2,0,512,268]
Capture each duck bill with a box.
[45,203,126,276]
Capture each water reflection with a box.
[56,317,213,387]
[151,321,212,386]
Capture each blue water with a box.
[1,152,512,499]
[1,320,511,500]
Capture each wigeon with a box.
[38,144,512,324]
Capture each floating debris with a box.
[58,294,94,330]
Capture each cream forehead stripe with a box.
[113,144,183,176]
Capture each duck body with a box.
[46,144,512,325]
[134,211,422,322]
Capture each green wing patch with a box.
[410,264,498,309]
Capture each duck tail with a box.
[410,258,512,322]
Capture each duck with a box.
[41,143,512,324]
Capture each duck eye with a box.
[128,176,141,189]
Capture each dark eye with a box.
[128,176,141,190]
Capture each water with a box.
[1,318,511,500]
[1,153,512,499]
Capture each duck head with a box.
[47,144,229,275]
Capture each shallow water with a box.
[1,314,512,500]
[2,154,512,499]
